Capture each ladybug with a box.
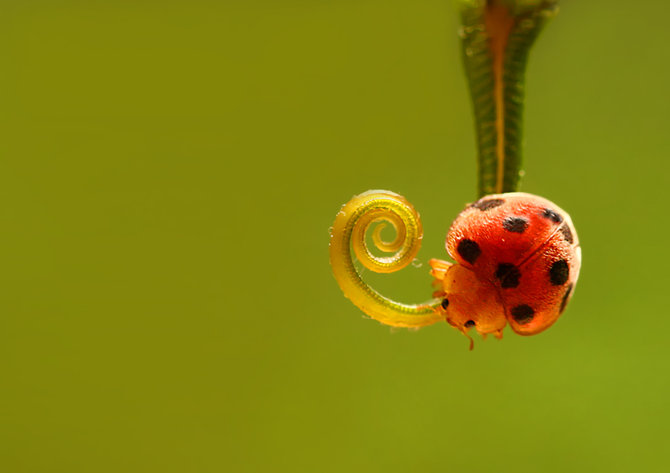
[429,192,581,345]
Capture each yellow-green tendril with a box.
[329,190,443,328]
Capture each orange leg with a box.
[428,259,453,316]
[429,258,453,282]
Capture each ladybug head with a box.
[442,264,507,343]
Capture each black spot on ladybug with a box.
[542,208,563,223]
[495,263,521,288]
[441,298,450,310]
[511,305,535,324]
[559,223,574,244]
[559,284,574,314]
[457,239,481,265]
[470,198,505,211]
[464,320,476,328]
[549,259,569,286]
[503,216,529,233]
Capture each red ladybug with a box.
[430,192,581,342]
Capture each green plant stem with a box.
[459,0,558,197]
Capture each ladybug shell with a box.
[446,192,581,336]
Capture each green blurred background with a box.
[1,1,669,472]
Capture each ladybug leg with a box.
[416,302,447,318]
[429,259,452,313]
[429,258,453,282]
[431,278,444,293]
[493,329,504,340]
[463,329,475,351]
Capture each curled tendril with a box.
[329,190,443,328]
